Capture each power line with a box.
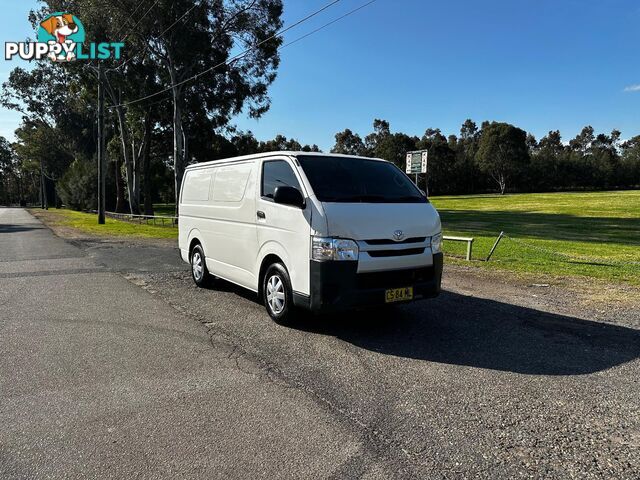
[110,0,378,110]
[157,0,203,38]
[107,0,204,73]
[281,0,377,49]
[111,0,148,41]
[88,0,160,69]
[108,0,344,109]
[120,0,161,42]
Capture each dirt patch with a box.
[444,264,640,327]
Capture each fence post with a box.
[486,231,505,261]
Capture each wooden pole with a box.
[97,63,106,224]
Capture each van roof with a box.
[184,151,387,170]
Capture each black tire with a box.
[190,244,211,288]
[262,263,295,324]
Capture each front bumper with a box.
[294,253,443,313]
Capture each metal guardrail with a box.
[443,235,474,261]
[105,211,179,227]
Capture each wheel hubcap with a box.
[192,251,203,281]
[266,274,285,314]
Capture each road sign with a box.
[405,150,427,174]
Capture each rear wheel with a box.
[190,244,211,287]
[263,263,295,324]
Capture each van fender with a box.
[255,241,291,289]
[186,227,208,262]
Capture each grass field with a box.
[431,190,640,284]
[30,209,178,240]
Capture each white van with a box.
[178,152,443,323]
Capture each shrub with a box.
[57,159,96,211]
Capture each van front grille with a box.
[367,248,425,258]
[364,237,426,245]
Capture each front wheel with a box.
[263,263,295,324]
[190,244,211,287]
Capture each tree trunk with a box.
[103,77,140,215]
[133,139,141,211]
[114,155,126,213]
[171,82,186,217]
[142,109,154,216]
[114,105,140,214]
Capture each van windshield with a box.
[297,156,427,203]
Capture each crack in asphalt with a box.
[120,271,424,478]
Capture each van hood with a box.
[320,202,441,241]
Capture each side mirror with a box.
[273,186,305,209]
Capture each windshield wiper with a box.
[343,194,387,202]
[320,194,424,203]
[392,195,425,202]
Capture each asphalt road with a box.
[1,208,639,479]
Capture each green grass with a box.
[431,190,640,284]
[152,204,176,216]
[33,209,178,239]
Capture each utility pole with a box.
[97,63,106,224]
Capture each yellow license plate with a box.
[385,287,414,303]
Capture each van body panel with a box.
[179,161,259,291]
[256,156,312,295]
[321,202,441,241]
[308,196,329,236]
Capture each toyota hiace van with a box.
[179,152,443,323]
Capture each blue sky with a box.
[2,0,640,150]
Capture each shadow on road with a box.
[288,291,640,376]
[0,224,44,234]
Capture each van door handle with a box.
[257,211,266,219]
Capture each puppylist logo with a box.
[5,12,124,62]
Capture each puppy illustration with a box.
[40,14,78,61]
[41,14,78,43]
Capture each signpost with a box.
[405,150,428,196]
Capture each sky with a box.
[2,0,640,150]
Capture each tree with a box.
[257,135,319,153]
[137,0,285,213]
[476,122,529,194]
[417,129,456,195]
[57,158,97,211]
[364,119,391,154]
[620,136,640,186]
[569,126,595,155]
[530,130,568,191]
[362,119,418,167]
[454,119,482,193]
[0,137,17,205]
[331,129,366,156]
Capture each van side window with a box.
[262,161,301,199]
[213,164,252,202]
[182,169,212,202]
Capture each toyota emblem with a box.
[393,230,405,241]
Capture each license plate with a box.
[385,287,414,303]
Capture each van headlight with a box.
[312,237,359,261]
[430,232,443,254]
